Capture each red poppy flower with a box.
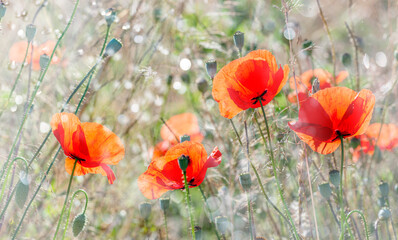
[51,113,125,184]
[138,141,222,199]
[289,87,375,154]
[212,49,289,119]
[150,113,204,160]
[9,40,61,70]
[288,69,348,104]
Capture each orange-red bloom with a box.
[9,40,61,70]
[289,87,375,154]
[51,113,125,184]
[138,141,222,199]
[288,69,348,104]
[212,49,289,119]
[151,113,204,159]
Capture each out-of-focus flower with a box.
[212,49,289,119]
[289,87,375,154]
[138,142,222,199]
[51,113,125,184]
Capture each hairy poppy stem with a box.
[62,189,88,240]
[182,171,196,239]
[345,210,370,240]
[198,185,221,240]
[53,159,78,240]
[229,119,243,147]
[258,98,300,240]
[246,192,254,240]
[339,135,347,240]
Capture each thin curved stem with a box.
[62,189,88,240]
[183,171,195,239]
[258,98,300,240]
[53,160,78,239]
[346,210,370,240]
[0,157,28,202]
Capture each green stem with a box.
[183,171,195,239]
[198,185,221,240]
[163,210,169,240]
[246,192,254,240]
[62,189,88,240]
[229,119,243,147]
[100,25,111,56]
[53,160,78,239]
[346,210,370,240]
[339,135,346,240]
[0,157,28,203]
[258,98,300,240]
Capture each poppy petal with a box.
[335,71,349,84]
[160,113,204,144]
[100,164,116,184]
[206,146,222,167]
[72,125,90,160]
[51,113,81,157]
[293,131,341,154]
[138,166,174,199]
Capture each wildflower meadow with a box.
[0,0,397,239]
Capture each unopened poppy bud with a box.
[318,183,332,199]
[153,7,162,22]
[139,202,152,220]
[166,75,173,86]
[105,8,116,26]
[25,24,36,42]
[205,59,217,79]
[15,180,29,208]
[196,78,208,94]
[239,172,252,190]
[342,53,352,67]
[215,216,228,235]
[311,78,320,94]
[160,198,170,211]
[181,73,190,84]
[329,170,340,188]
[302,40,313,56]
[378,208,391,221]
[0,3,6,19]
[233,31,244,53]
[194,226,202,240]
[104,38,122,57]
[39,54,50,69]
[178,155,189,171]
[180,135,190,142]
[72,213,86,237]
[379,182,389,198]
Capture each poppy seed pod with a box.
[39,54,50,69]
[159,198,170,211]
[105,8,116,26]
[215,216,229,235]
[104,38,122,57]
[178,155,189,171]
[25,24,36,42]
[329,170,340,188]
[342,53,352,67]
[318,183,332,199]
[378,208,391,220]
[72,213,86,237]
[196,78,208,94]
[194,226,202,240]
[239,172,252,191]
[180,134,191,143]
[302,40,314,56]
[0,3,6,19]
[205,59,217,80]
[379,182,389,198]
[139,202,152,220]
[153,7,162,22]
[377,196,386,207]
[311,78,320,94]
[233,31,244,53]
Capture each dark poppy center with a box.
[251,90,268,104]
[70,154,86,164]
[331,130,351,142]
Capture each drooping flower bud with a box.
[239,172,252,191]
[378,208,391,221]
[72,213,86,237]
[205,59,217,80]
[25,24,36,42]
[196,78,208,94]
[329,170,340,188]
[104,38,122,57]
[139,202,152,220]
[105,8,116,26]
[215,216,229,236]
[0,3,6,19]
[160,198,170,211]
[180,134,190,143]
[15,180,29,208]
[318,183,332,199]
[379,181,389,198]
[178,155,189,171]
[342,53,352,67]
[233,31,244,54]
[39,54,50,70]
[153,7,162,22]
